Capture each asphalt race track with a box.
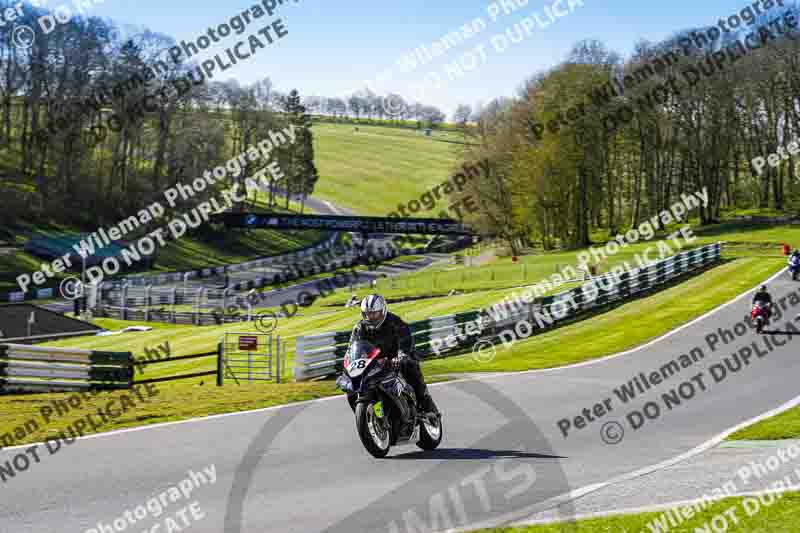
[3,269,800,533]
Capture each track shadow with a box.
[388,448,566,460]
[761,329,798,336]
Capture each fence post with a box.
[217,339,224,386]
[295,336,304,381]
[121,282,129,321]
[87,282,100,313]
[97,282,108,311]
[246,289,255,322]
[223,288,231,320]
[170,287,177,323]
[275,335,281,384]
[145,285,152,322]
[194,288,205,326]
[182,272,191,305]
[96,283,104,309]
[127,352,134,389]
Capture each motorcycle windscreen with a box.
[344,340,381,378]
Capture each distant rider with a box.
[348,294,436,414]
[752,285,773,319]
[789,250,800,268]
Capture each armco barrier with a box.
[105,231,343,290]
[92,244,430,325]
[0,344,133,393]
[478,242,722,347]
[95,240,414,308]
[3,230,342,303]
[294,242,723,381]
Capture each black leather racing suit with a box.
[348,311,430,405]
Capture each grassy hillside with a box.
[311,122,464,215]
[1,121,464,294]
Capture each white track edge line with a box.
[505,391,800,529]
[516,486,800,526]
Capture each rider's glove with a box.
[393,351,410,369]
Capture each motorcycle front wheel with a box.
[355,402,391,458]
[417,410,443,451]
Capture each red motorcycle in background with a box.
[751,302,771,334]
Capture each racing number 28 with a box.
[349,359,367,371]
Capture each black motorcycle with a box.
[336,340,443,458]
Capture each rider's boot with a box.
[401,358,436,415]
[419,389,437,416]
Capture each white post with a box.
[195,288,205,325]
[275,335,280,383]
[80,254,87,315]
[183,272,191,305]
[145,285,152,322]
[247,289,256,322]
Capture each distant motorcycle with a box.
[336,340,443,458]
[789,256,800,281]
[751,302,771,334]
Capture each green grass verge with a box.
[0,255,779,445]
[728,409,800,441]
[1,219,795,442]
[475,492,800,532]
[0,379,341,448]
[421,257,783,374]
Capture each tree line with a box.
[303,91,447,127]
[454,6,800,253]
[0,5,318,231]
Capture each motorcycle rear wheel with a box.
[356,402,391,458]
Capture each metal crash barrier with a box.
[294,243,723,381]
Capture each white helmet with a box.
[360,294,387,330]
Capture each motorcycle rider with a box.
[752,285,773,320]
[789,250,800,269]
[348,294,436,414]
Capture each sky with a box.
[23,0,784,117]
